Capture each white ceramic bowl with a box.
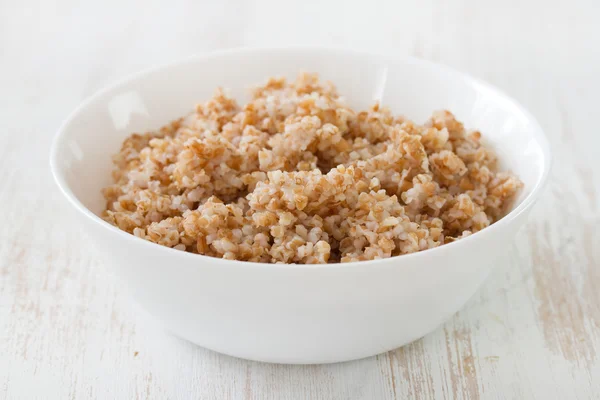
[51,47,550,364]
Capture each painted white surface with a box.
[1,0,599,398]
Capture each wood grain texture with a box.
[1,0,599,398]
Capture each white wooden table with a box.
[1,0,599,398]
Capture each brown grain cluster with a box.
[102,73,522,263]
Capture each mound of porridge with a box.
[102,73,522,263]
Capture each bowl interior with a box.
[52,48,549,216]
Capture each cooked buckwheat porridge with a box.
[102,73,522,264]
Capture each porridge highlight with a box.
[102,73,522,264]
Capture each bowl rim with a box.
[50,46,552,269]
